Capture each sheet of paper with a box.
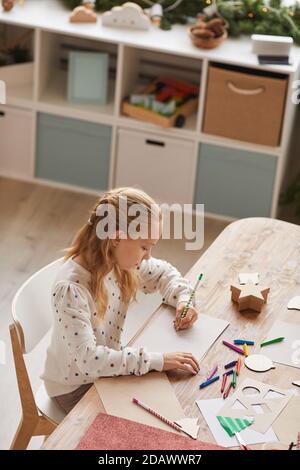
[122,291,162,346]
[273,396,300,445]
[196,398,278,448]
[132,306,229,359]
[95,372,184,433]
[261,320,300,369]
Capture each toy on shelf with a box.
[122,77,199,128]
[230,281,270,313]
[102,2,150,30]
[70,0,97,23]
[189,15,227,50]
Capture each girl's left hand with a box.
[174,302,199,331]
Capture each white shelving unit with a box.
[0,0,299,219]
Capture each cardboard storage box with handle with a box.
[203,63,288,146]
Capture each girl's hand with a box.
[162,352,200,374]
[174,302,198,331]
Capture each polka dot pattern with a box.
[45,255,194,395]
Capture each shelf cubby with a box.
[36,31,118,121]
[0,23,35,105]
[118,45,202,132]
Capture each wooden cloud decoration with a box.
[102,2,151,30]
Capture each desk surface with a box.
[42,217,300,450]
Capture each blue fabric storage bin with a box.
[36,113,111,190]
[67,51,108,105]
[194,143,277,218]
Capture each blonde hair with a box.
[64,187,162,319]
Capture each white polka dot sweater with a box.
[41,256,195,398]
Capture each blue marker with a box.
[234,339,255,346]
[199,375,220,389]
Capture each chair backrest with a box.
[12,258,64,354]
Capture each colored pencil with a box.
[223,341,245,355]
[233,369,237,388]
[223,381,233,399]
[260,337,285,347]
[207,365,218,380]
[199,375,219,389]
[243,343,248,357]
[221,373,227,393]
[234,339,255,346]
[236,357,241,376]
[225,369,234,376]
[224,360,237,369]
[180,274,203,320]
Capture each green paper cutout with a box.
[217,415,254,437]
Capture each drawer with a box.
[36,113,111,190]
[0,105,34,178]
[115,128,196,205]
[194,143,277,218]
[203,63,288,146]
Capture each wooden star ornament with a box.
[230,282,270,313]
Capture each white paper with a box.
[196,398,278,448]
[261,320,300,369]
[132,307,229,359]
[122,291,162,346]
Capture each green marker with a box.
[180,273,203,320]
[260,337,285,347]
[233,369,237,388]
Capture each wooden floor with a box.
[0,176,229,450]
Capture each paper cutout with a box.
[132,306,229,359]
[174,418,200,440]
[273,396,300,445]
[102,2,151,30]
[238,273,259,285]
[217,415,254,437]
[196,398,278,447]
[245,354,275,372]
[261,320,300,369]
[219,378,291,433]
[230,282,270,312]
[287,296,300,310]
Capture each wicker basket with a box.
[189,27,227,50]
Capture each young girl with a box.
[41,187,200,413]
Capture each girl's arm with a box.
[53,281,163,380]
[137,257,195,308]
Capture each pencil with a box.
[180,273,203,320]
[174,273,203,331]
[132,397,182,433]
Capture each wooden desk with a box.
[42,218,300,450]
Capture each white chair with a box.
[9,257,66,450]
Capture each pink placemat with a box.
[76,413,226,450]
